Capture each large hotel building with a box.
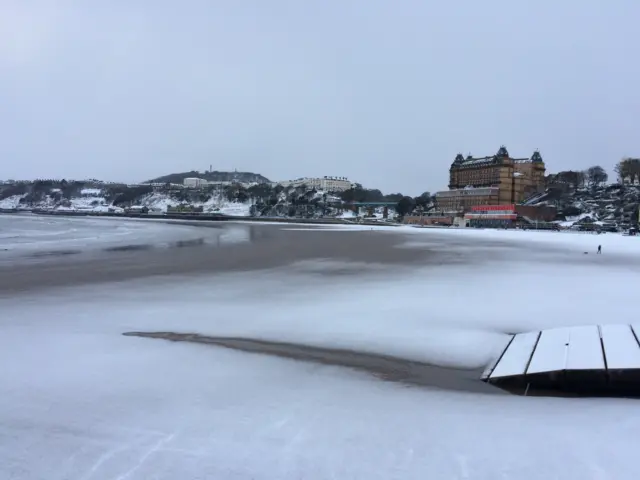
[435,146,546,211]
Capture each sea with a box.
[0,214,250,264]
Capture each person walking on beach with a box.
[597,245,602,254]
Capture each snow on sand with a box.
[1,226,639,479]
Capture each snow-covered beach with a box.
[1,218,639,479]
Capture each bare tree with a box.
[616,158,640,184]
[553,170,584,189]
[631,159,640,184]
[615,161,629,183]
[586,165,608,187]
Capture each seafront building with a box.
[405,146,554,228]
[183,177,208,188]
[435,146,546,211]
[277,176,353,192]
[404,203,556,228]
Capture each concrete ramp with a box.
[482,325,640,396]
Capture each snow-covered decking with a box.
[565,325,605,371]
[601,324,640,369]
[483,331,539,379]
[526,327,572,374]
[484,324,640,394]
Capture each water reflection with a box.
[104,244,154,252]
[216,224,253,246]
[29,249,82,258]
[172,238,206,248]
[13,222,257,263]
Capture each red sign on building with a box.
[464,213,517,220]
[470,204,515,212]
[466,204,517,220]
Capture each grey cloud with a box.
[1,0,639,194]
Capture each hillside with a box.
[528,183,639,228]
[147,170,271,185]
[0,180,398,220]
[4,176,640,228]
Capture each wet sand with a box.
[0,220,504,394]
[2,219,612,295]
[124,331,502,395]
[0,223,436,294]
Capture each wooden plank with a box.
[489,331,539,379]
[565,325,605,371]
[630,324,640,346]
[481,335,515,380]
[602,324,640,370]
[526,327,571,374]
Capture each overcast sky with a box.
[1,1,638,194]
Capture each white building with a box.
[183,177,208,188]
[277,176,353,192]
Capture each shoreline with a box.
[123,331,501,394]
[0,209,397,227]
[0,222,427,295]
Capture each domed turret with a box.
[496,145,509,158]
[452,153,465,165]
[531,150,543,163]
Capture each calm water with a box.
[0,214,251,264]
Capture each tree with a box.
[0,183,28,200]
[414,191,432,209]
[552,170,585,189]
[339,186,384,203]
[396,196,416,217]
[247,183,272,199]
[586,165,608,187]
[615,161,628,183]
[615,158,640,184]
[339,188,355,203]
[629,159,640,183]
[384,193,404,202]
[235,189,249,203]
[108,185,153,206]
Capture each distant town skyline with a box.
[1,1,638,195]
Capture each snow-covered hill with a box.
[0,180,398,220]
[0,191,252,216]
[137,192,251,216]
[527,183,639,228]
